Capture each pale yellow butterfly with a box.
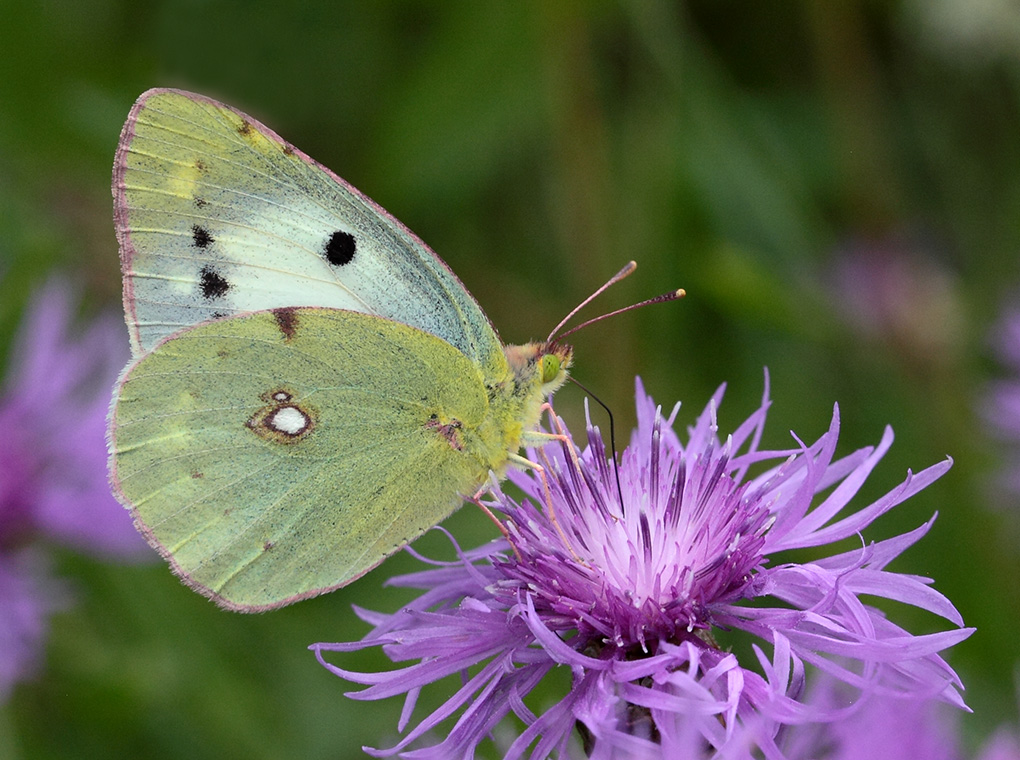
[108,89,577,611]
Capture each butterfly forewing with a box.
[114,89,503,376]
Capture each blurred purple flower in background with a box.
[780,672,1020,760]
[0,279,148,701]
[779,674,959,760]
[314,378,972,759]
[982,305,1020,499]
[828,237,964,368]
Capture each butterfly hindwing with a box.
[114,88,503,377]
[109,308,493,611]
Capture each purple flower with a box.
[0,279,149,700]
[314,378,972,758]
[827,237,963,365]
[979,730,1020,760]
[779,678,959,760]
[780,674,1020,760]
[0,552,55,700]
[982,306,1020,498]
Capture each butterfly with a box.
[108,89,575,612]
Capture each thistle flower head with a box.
[494,387,776,655]
[315,378,972,758]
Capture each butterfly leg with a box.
[528,400,625,514]
[525,402,586,478]
[505,451,581,562]
[460,404,582,553]
[466,482,525,561]
[468,482,511,539]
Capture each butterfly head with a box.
[504,341,573,398]
[538,341,573,395]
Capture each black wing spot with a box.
[238,120,253,137]
[192,225,214,249]
[323,230,356,267]
[199,266,230,300]
[194,197,208,209]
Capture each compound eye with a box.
[540,354,561,384]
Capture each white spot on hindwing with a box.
[268,405,310,435]
[246,387,315,444]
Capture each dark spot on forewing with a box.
[273,307,299,342]
[195,197,208,209]
[199,266,230,300]
[323,230,356,267]
[192,224,214,248]
[238,120,253,137]
[282,143,295,156]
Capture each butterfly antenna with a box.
[567,375,626,511]
[553,288,685,344]
[546,261,638,343]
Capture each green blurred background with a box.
[2,1,1019,757]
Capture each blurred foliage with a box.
[2,0,1020,757]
